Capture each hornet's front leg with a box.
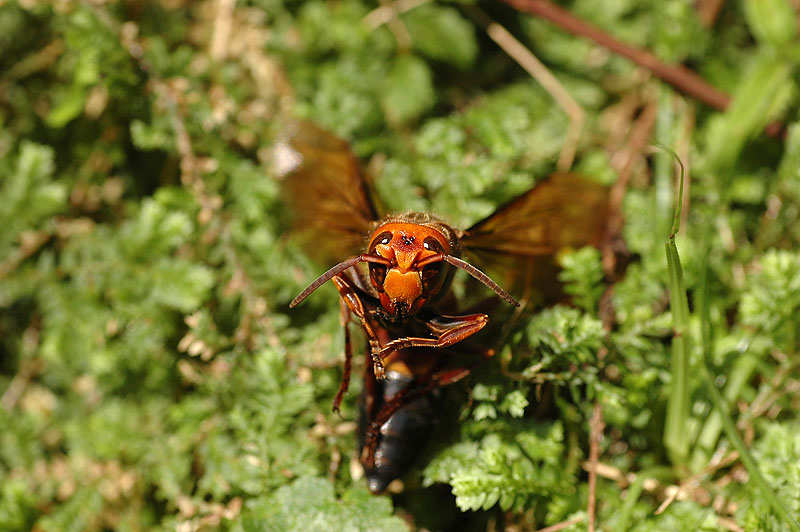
[376,313,489,360]
[332,275,387,381]
[332,295,353,414]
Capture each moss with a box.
[2,0,800,530]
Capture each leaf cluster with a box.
[2,0,800,531]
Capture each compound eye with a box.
[423,236,443,253]
[368,231,393,292]
[370,231,393,252]
[421,237,445,295]
[421,262,443,294]
[369,263,387,291]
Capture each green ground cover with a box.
[2,1,800,530]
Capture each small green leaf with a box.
[526,306,605,364]
[0,478,38,532]
[428,427,572,516]
[403,5,478,68]
[36,486,103,532]
[743,0,797,46]
[240,477,408,532]
[473,403,497,421]
[558,246,606,314]
[0,141,66,252]
[45,84,88,128]
[382,54,434,126]
[130,119,175,151]
[149,260,215,313]
[500,390,529,418]
[703,52,794,173]
[515,423,564,464]
[739,249,800,352]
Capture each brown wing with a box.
[276,121,380,263]
[462,173,609,255]
[461,173,610,304]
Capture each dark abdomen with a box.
[359,371,438,494]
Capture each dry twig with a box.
[364,0,417,50]
[587,402,604,532]
[696,0,727,27]
[718,516,745,532]
[363,0,430,29]
[210,0,236,61]
[602,99,658,281]
[655,451,740,515]
[1,357,42,411]
[501,0,730,110]
[536,516,584,532]
[466,6,584,171]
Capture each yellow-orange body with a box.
[365,219,458,320]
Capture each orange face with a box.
[366,222,452,320]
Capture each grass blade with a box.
[663,150,690,465]
[698,265,800,531]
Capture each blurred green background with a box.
[2,0,800,530]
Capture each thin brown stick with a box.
[210,0,236,61]
[741,378,800,430]
[468,6,584,171]
[363,0,430,29]
[0,230,51,280]
[696,0,726,27]
[536,516,584,532]
[115,18,216,217]
[1,357,42,411]
[365,0,414,50]
[603,92,645,159]
[6,39,64,80]
[655,450,740,515]
[718,516,745,532]
[486,22,583,171]
[501,0,730,111]
[601,99,658,282]
[617,101,659,188]
[587,402,604,532]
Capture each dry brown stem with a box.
[501,0,730,110]
[587,402,604,532]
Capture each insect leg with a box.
[360,380,432,469]
[376,313,489,358]
[331,275,387,379]
[332,297,353,414]
[361,350,495,470]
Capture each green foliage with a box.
[0,141,66,253]
[238,476,408,532]
[470,384,529,421]
[2,0,800,530]
[740,421,800,531]
[743,0,798,47]
[558,246,606,314]
[740,249,800,350]
[382,54,435,126]
[525,307,605,370]
[402,4,478,69]
[629,501,721,531]
[424,423,576,518]
[664,162,691,465]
